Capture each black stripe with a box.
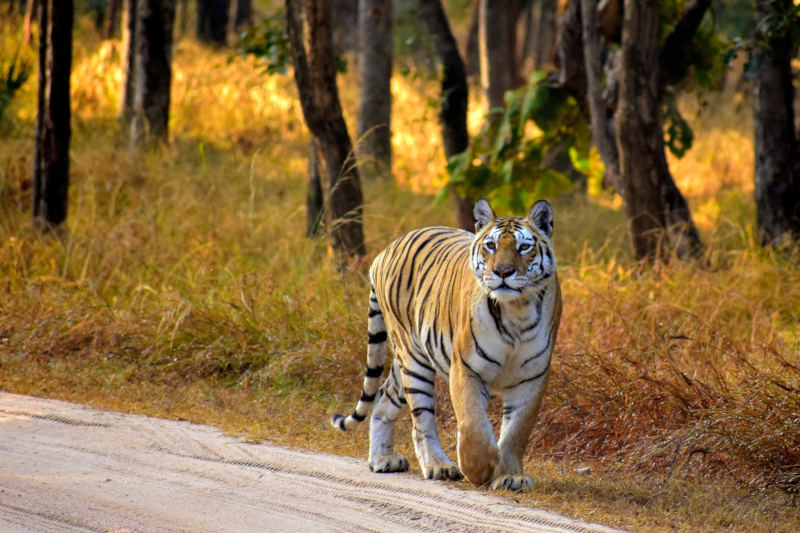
[368,331,387,344]
[360,391,376,402]
[522,322,555,365]
[505,363,550,390]
[403,387,433,398]
[488,297,513,344]
[366,365,384,378]
[402,367,435,385]
[351,411,366,422]
[368,308,382,318]
[411,406,435,417]
[471,324,501,365]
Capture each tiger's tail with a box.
[331,286,387,431]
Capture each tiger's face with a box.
[470,199,556,301]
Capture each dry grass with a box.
[1,16,798,533]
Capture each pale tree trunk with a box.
[356,0,392,179]
[418,0,473,231]
[33,0,73,232]
[753,0,800,245]
[285,0,367,260]
[130,0,175,147]
[616,0,702,261]
[120,0,137,124]
[580,0,620,191]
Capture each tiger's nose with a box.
[493,266,515,278]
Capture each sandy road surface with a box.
[0,392,622,533]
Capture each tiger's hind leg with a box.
[368,358,410,473]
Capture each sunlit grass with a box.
[1,15,799,533]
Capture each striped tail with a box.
[331,286,387,431]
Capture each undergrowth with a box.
[0,16,798,533]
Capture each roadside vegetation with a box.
[1,18,798,533]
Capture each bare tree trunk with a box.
[479,0,520,123]
[418,0,474,231]
[120,0,137,124]
[307,138,324,237]
[106,0,123,38]
[130,0,175,147]
[616,0,702,261]
[33,0,73,232]
[520,0,558,73]
[23,0,37,43]
[197,0,229,46]
[753,0,800,245]
[356,0,392,179]
[232,0,252,30]
[285,0,366,260]
[580,0,620,191]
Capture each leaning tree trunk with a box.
[418,0,473,231]
[616,0,702,261]
[285,0,366,260]
[33,0,73,232]
[356,0,392,179]
[130,0,175,148]
[753,0,800,245]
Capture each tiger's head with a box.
[470,198,556,301]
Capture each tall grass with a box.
[1,16,798,532]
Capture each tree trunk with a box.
[285,0,366,260]
[232,0,252,31]
[130,0,175,147]
[106,0,123,39]
[616,0,702,261]
[120,0,137,124]
[556,0,585,98]
[520,0,558,73]
[418,0,474,231]
[580,0,621,191]
[196,0,229,46]
[479,0,520,122]
[307,138,324,237]
[33,0,73,231]
[356,0,392,179]
[753,0,800,245]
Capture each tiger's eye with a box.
[485,241,496,251]
[519,243,531,252]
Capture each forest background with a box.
[0,0,799,531]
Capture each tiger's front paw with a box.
[423,463,463,481]
[369,454,409,473]
[491,474,534,492]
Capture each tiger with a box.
[331,198,562,491]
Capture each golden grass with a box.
[1,17,798,533]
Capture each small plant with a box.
[442,72,587,214]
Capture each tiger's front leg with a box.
[449,351,500,486]
[491,373,550,491]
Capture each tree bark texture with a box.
[753,0,800,245]
[106,0,123,38]
[418,0,474,231]
[479,0,520,121]
[233,0,253,30]
[580,0,621,191]
[196,0,229,45]
[556,0,585,98]
[285,0,366,259]
[33,0,73,231]
[130,0,175,147]
[616,0,701,261]
[356,0,392,179]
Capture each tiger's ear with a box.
[473,198,496,233]
[528,199,554,238]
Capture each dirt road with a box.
[0,392,621,532]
